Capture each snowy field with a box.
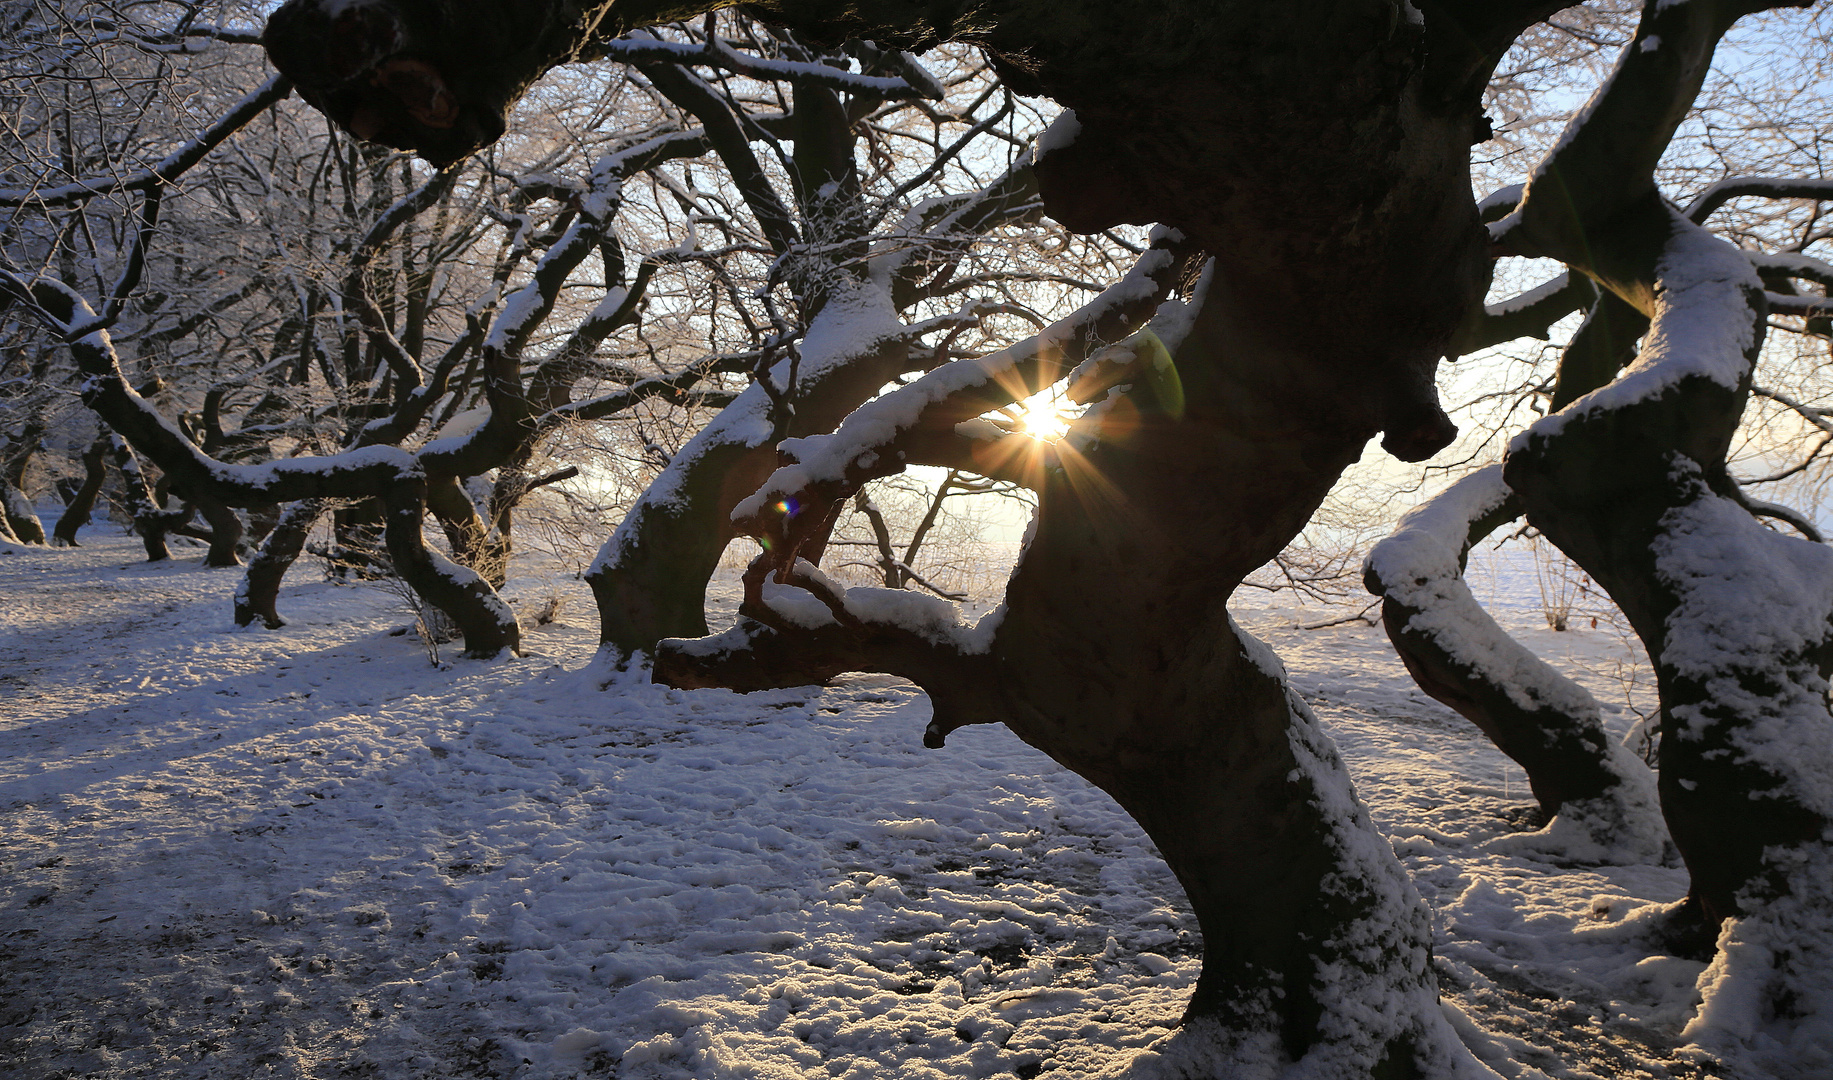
[0,521,1745,1079]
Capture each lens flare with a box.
[1018,397,1073,441]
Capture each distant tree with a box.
[4,2,1086,663]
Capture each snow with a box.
[486,282,549,353]
[1485,273,1570,318]
[840,587,996,654]
[227,443,420,492]
[0,525,1802,1079]
[1511,216,1761,452]
[1031,112,1080,165]
[1686,842,1833,1074]
[1365,467,1665,864]
[1476,185,1524,219]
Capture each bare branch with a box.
[589,35,941,99]
[0,74,294,208]
[730,228,1190,570]
[1686,177,1833,225]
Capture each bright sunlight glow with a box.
[1014,390,1075,441]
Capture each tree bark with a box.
[2,415,47,544]
[51,437,111,546]
[586,161,1038,658]
[1491,0,1833,960]
[237,499,328,628]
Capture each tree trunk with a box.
[1484,14,1833,1038]
[1365,289,1662,859]
[2,415,47,544]
[587,419,778,655]
[426,473,508,587]
[587,285,915,658]
[1365,467,1665,862]
[2,483,44,545]
[51,437,111,546]
[193,493,246,567]
[659,283,1489,1073]
[993,280,1483,1067]
[330,499,387,577]
[237,499,327,628]
[105,437,178,561]
[1504,207,1833,932]
[383,474,519,658]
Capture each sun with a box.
[1014,391,1075,441]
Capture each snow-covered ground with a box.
[1,522,1745,1079]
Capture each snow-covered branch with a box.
[655,555,1003,743]
[729,228,1189,569]
[1450,272,1595,356]
[589,35,942,100]
[1492,1,1749,267]
[1685,176,1833,224]
[1364,466,1663,860]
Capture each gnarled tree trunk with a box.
[236,499,328,628]
[1365,288,1664,861]
[51,436,111,547]
[2,414,47,544]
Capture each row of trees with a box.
[2,0,1110,651]
[7,0,1833,1076]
